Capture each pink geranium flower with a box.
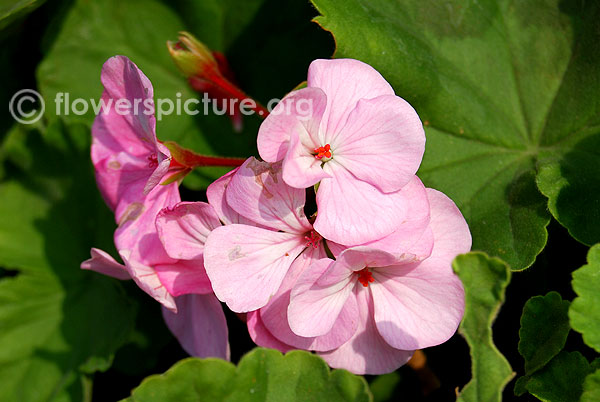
[257,58,426,245]
[203,157,327,312]
[82,55,181,310]
[81,55,228,359]
[245,175,435,353]
[284,189,471,374]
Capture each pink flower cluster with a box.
[83,56,471,375]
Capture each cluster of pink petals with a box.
[81,55,228,360]
[82,56,470,375]
[201,59,469,374]
[207,160,470,374]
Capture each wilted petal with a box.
[162,293,230,359]
[156,202,221,260]
[204,224,306,312]
[81,248,130,280]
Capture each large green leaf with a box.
[569,244,600,353]
[453,253,514,402]
[310,0,600,270]
[518,292,571,375]
[125,348,372,402]
[0,122,136,401]
[520,351,592,402]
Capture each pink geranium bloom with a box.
[257,58,426,245]
[246,175,434,353]
[82,55,181,310]
[81,55,228,359]
[203,157,326,312]
[284,189,471,375]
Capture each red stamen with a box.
[314,144,332,159]
[357,268,375,287]
[304,230,322,248]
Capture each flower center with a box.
[304,230,322,248]
[357,268,374,287]
[314,144,332,160]
[147,154,158,168]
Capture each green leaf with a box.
[522,351,592,402]
[453,252,514,402]
[0,0,45,30]
[368,372,400,402]
[569,244,600,353]
[126,348,372,402]
[0,122,136,401]
[582,369,600,402]
[310,0,600,269]
[518,292,570,375]
[537,136,600,246]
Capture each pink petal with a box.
[156,202,221,260]
[203,224,306,312]
[370,189,471,350]
[307,59,394,140]
[332,95,425,193]
[114,183,181,266]
[422,188,472,264]
[114,183,181,311]
[247,310,294,353]
[81,248,130,280]
[260,247,357,351]
[288,258,356,337]
[319,287,414,375]
[100,55,156,145]
[370,267,464,350]
[154,258,212,296]
[119,249,176,312]
[257,87,327,162]
[162,293,230,359]
[332,247,402,274]
[144,157,171,195]
[356,176,432,259]
[225,158,311,234]
[206,167,256,226]
[313,166,411,245]
[281,124,331,189]
[91,95,154,216]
